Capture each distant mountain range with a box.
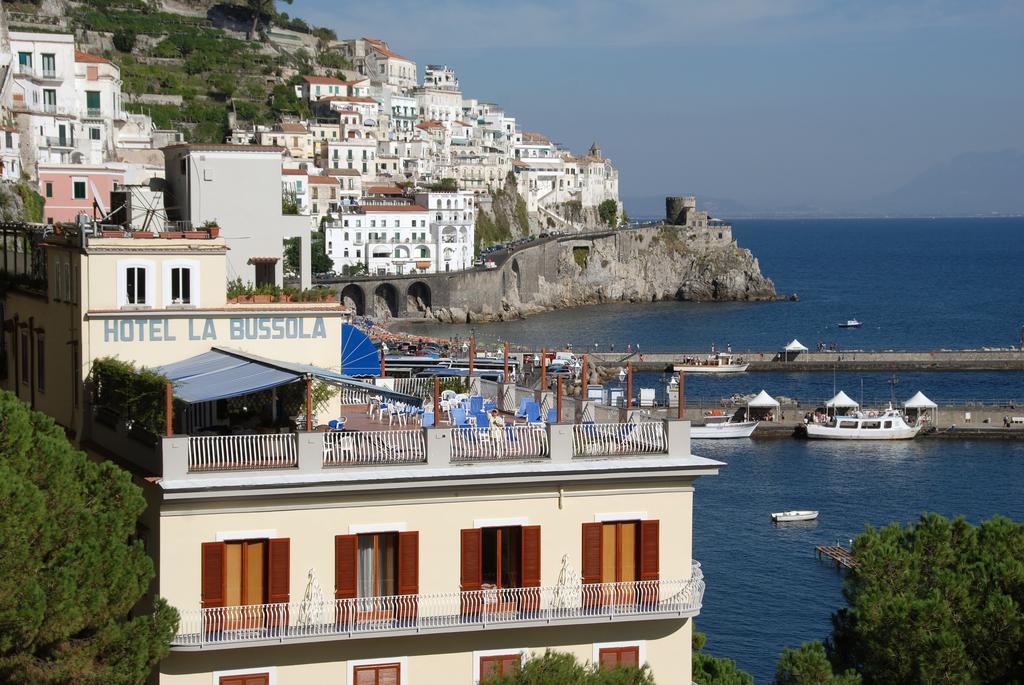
[625,148,1024,219]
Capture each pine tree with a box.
[0,390,177,684]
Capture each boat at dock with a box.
[804,406,921,440]
[838,319,862,328]
[772,511,819,522]
[690,412,759,439]
[674,351,749,374]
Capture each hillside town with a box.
[0,20,620,286]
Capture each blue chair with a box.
[450,408,472,428]
[328,417,348,430]
[515,397,531,419]
[469,396,484,414]
[484,400,497,412]
[422,411,434,428]
[546,407,557,423]
[473,410,491,432]
[521,401,542,424]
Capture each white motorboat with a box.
[771,511,819,522]
[838,319,862,328]
[691,421,758,438]
[805,406,920,440]
[690,413,759,439]
[674,352,749,374]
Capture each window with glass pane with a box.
[72,181,86,199]
[86,91,100,111]
[41,54,55,75]
[43,89,56,106]
[356,533,397,598]
[482,526,522,588]
[18,52,31,67]
[125,267,146,304]
[170,267,191,304]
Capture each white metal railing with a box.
[187,434,298,471]
[390,376,464,398]
[173,568,703,647]
[323,429,426,465]
[572,422,667,457]
[451,425,549,461]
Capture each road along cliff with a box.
[424,223,780,323]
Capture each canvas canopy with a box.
[904,391,937,408]
[826,390,859,408]
[784,339,809,352]
[154,348,421,406]
[747,390,780,408]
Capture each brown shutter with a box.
[397,531,419,595]
[581,522,603,584]
[334,535,358,599]
[460,528,482,591]
[267,538,290,604]
[201,541,226,608]
[639,520,660,581]
[521,525,541,587]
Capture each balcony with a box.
[172,563,704,649]
[84,107,103,119]
[44,136,73,148]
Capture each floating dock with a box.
[815,545,856,570]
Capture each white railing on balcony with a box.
[323,429,426,466]
[390,376,464,398]
[187,434,298,472]
[451,425,549,461]
[572,422,667,457]
[173,567,704,647]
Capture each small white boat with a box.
[805,406,920,440]
[674,352,749,374]
[691,413,759,439]
[771,510,819,522]
[838,319,862,328]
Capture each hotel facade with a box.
[1,222,717,685]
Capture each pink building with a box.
[38,163,125,223]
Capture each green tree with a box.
[0,391,177,684]
[112,28,136,53]
[693,631,753,685]
[245,0,293,40]
[774,643,860,685]
[827,513,1024,685]
[483,649,655,684]
[284,234,333,274]
[430,177,458,192]
[598,199,619,227]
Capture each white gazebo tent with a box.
[783,339,808,362]
[747,389,781,422]
[904,391,938,426]
[826,390,859,416]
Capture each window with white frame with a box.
[164,260,199,307]
[170,266,191,304]
[125,266,147,305]
[117,260,155,308]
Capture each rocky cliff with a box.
[427,224,780,323]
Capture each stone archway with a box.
[373,283,399,319]
[339,284,365,315]
[406,281,432,313]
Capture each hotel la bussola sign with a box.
[101,316,329,343]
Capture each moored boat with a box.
[771,511,819,522]
[838,319,862,328]
[691,420,759,439]
[804,406,920,440]
[674,351,749,374]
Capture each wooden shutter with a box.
[397,531,419,595]
[267,538,290,604]
[521,525,541,587]
[639,519,660,582]
[581,522,603,584]
[201,541,226,608]
[334,534,358,599]
[460,528,482,591]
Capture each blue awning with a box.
[340,323,381,376]
[153,348,421,406]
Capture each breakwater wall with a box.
[586,349,1024,372]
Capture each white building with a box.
[281,168,309,215]
[319,137,376,175]
[415,190,475,272]
[325,204,430,276]
[414,66,463,123]
[1,125,21,180]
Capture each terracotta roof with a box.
[416,120,444,130]
[276,123,309,133]
[308,175,339,184]
[367,185,405,195]
[362,38,413,62]
[75,50,110,64]
[247,257,280,264]
[0,125,17,133]
[303,75,350,86]
[162,143,284,153]
[520,131,550,144]
[361,204,427,212]
[327,168,361,176]
[452,120,474,127]
[281,168,308,176]
[322,96,378,104]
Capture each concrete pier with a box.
[584,349,1024,372]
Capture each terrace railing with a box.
[187,434,298,472]
[323,429,426,466]
[173,564,703,648]
[572,422,667,457]
[451,425,549,461]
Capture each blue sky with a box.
[290,0,1024,212]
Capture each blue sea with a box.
[395,218,1024,681]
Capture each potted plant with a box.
[201,220,220,237]
[280,287,299,303]
[226,278,255,303]
[252,283,279,304]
